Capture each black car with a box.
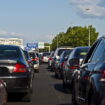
[0,79,7,105]
[0,45,32,101]
[63,47,90,92]
[72,36,105,105]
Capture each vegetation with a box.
[51,25,99,50]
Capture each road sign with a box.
[27,43,38,49]
[38,42,44,49]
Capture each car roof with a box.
[0,44,20,48]
[74,46,90,49]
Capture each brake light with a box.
[13,63,28,72]
[100,70,105,82]
[28,60,32,64]
[70,66,78,70]
[32,58,38,61]
[61,62,64,67]
[49,57,52,60]
[83,76,89,80]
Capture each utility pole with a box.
[88,25,91,47]
[85,8,91,46]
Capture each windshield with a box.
[75,48,89,59]
[64,49,73,58]
[0,47,20,58]
[29,52,37,58]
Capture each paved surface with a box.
[7,64,72,105]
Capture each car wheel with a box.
[55,72,58,78]
[63,78,70,93]
[72,85,78,105]
[101,99,105,105]
[89,94,95,105]
[22,92,31,102]
[63,79,66,89]
[35,69,39,73]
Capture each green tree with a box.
[51,25,99,50]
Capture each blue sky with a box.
[0,0,105,45]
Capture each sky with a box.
[0,0,105,45]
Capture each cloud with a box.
[0,29,23,36]
[70,0,105,19]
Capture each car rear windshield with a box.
[64,49,73,58]
[0,47,20,58]
[58,49,70,56]
[43,53,50,56]
[29,52,36,58]
[75,48,89,59]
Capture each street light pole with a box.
[57,35,58,48]
[85,8,91,46]
[88,25,91,47]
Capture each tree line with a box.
[51,25,99,50]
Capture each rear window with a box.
[29,52,36,58]
[75,48,89,59]
[58,49,70,56]
[64,49,73,58]
[0,47,20,58]
[43,52,50,56]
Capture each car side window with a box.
[83,40,100,64]
[89,39,105,63]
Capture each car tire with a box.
[55,72,58,78]
[63,79,66,89]
[89,93,95,105]
[22,92,31,102]
[35,69,39,73]
[101,99,105,105]
[63,79,70,93]
[72,85,78,105]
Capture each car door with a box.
[78,39,105,104]
[75,39,101,104]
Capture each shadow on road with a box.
[58,104,72,105]
[8,93,29,102]
[54,83,66,94]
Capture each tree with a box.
[51,25,99,50]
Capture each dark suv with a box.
[0,45,32,101]
[72,37,105,105]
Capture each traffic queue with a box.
[0,36,105,105]
[47,36,105,105]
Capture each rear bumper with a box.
[0,76,31,93]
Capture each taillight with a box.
[28,60,32,64]
[32,58,38,61]
[49,57,52,60]
[83,76,89,80]
[61,62,64,67]
[100,70,105,82]
[70,66,78,70]
[13,63,28,72]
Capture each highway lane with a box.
[7,64,72,105]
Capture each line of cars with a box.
[48,36,105,105]
[0,45,40,104]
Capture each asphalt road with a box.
[7,64,72,105]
